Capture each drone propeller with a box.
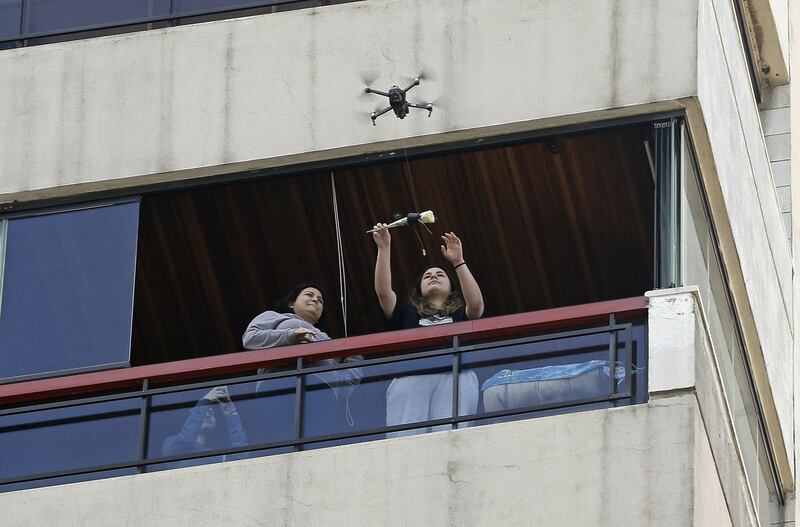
[359,72,383,98]
[416,68,438,83]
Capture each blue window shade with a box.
[0,201,139,382]
[0,0,22,38]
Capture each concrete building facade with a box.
[0,0,796,525]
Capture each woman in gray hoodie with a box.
[242,283,362,433]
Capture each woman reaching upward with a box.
[372,223,484,436]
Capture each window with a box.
[681,123,781,522]
[0,201,139,382]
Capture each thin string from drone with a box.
[330,172,348,337]
[400,138,434,258]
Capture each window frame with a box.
[0,198,141,384]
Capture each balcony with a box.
[0,289,767,526]
[0,297,647,491]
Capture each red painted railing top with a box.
[0,297,648,406]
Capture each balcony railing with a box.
[0,0,359,48]
[0,297,648,491]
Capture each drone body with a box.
[365,77,433,125]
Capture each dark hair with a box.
[410,266,465,317]
[273,282,327,327]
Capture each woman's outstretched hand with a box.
[372,223,391,249]
[440,232,464,265]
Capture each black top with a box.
[387,299,469,330]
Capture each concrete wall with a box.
[0,0,791,517]
[649,289,761,525]
[0,396,721,527]
[695,0,794,484]
[0,0,698,203]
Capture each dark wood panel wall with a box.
[132,125,654,365]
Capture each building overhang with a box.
[0,0,699,203]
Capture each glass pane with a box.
[465,332,617,417]
[0,0,21,38]
[681,134,710,301]
[0,399,140,483]
[0,202,139,382]
[655,119,681,288]
[304,353,454,441]
[152,0,172,16]
[26,0,152,33]
[731,330,761,504]
[147,378,294,470]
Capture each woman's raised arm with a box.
[441,232,484,319]
[372,223,397,318]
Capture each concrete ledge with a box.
[0,395,718,527]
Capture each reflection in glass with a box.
[147,378,294,469]
[467,332,618,417]
[0,399,140,483]
[305,354,456,440]
[473,325,645,418]
[158,387,248,465]
[0,202,139,382]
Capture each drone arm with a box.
[401,77,421,94]
[371,106,393,125]
[365,87,391,97]
[407,102,434,117]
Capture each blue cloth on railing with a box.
[481,360,626,391]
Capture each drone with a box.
[365,77,433,126]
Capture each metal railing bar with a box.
[1,324,632,416]
[451,336,460,430]
[608,314,617,405]
[0,408,141,434]
[17,0,26,36]
[136,379,151,473]
[0,391,632,487]
[0,347,454,415]
[0,460,142,487]
[624,323,633,399]
[293,357,304,452]
[0,299,649,406]
[457,344,617,371]
[453,324,625,353]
